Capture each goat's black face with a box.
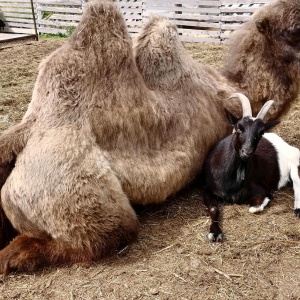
[234,118,265,161]
[225,110,280,161]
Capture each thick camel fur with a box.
[0,0,299,272]
[0,1,234,273]
[223,0,300,120]
[0,117,35,248]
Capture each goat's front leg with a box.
[290,165,300,217]
[248,184,272,213]
[204,192,223,242]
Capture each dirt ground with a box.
[0,38,300,300]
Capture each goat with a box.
[223,0,300,120]
[203,93,300,242]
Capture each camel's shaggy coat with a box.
[0,1,234,272]
[0,0,299,272]
[223,0,300,120]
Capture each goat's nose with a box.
[242,149,253,157]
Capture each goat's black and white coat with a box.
[203,93,300,242]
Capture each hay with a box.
[0,38,299,299]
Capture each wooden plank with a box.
[221,23,243,30]
[180,1,220,6]
[142,13,180,22]
[49,14,82,21]
[171,14,221,22]
[5,22,35,29]
[143,12,220,20]
[146,0,220,6]
[220,7,258,13]
[124,20,142,26]
[37,6,82,14]
[123,14,142,20]
[174,20,220,29]
[180,35,221,44]
[37,0,81,5]
[178,28,220,37]
[0,32,35,43]
[38,26,67,34]
[121,12,143,17]
[1,13,35,19]
[220,15,250,22]
[221,0,269,4]
[220,32,234,40]
[144,6,220,14]
[5,17,35,24]
[1,0,36,3]
[120,7,142,11]
[39,19,78,27]
[0,7,33,13]
[119,8,142,13]
[116,2,143,8]
[1,27,35,34]
[0,3,32,8]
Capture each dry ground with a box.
[0,38,300,300]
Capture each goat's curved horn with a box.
[229,93,252,117]
[256,100,274,120]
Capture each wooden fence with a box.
[0,0,271,43]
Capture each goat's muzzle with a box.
[240,149,253,161]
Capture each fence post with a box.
[36,0,43,35]
[141,1,146,26]
[81,0,87,12]
[219,0,222,44]
[30,0,39,40]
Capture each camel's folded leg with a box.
[0,124,138,273]
[0,220,138,275]
[0,197,138,274]
[0,117,34,248]
[0,235,100,274]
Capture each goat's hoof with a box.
[249,206,263,214]
[208,232,223,243]
[294,209,300,218]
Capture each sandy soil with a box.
[0,38,299,300]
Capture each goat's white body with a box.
[264,133,300,209]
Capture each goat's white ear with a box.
[256,100,274,120]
